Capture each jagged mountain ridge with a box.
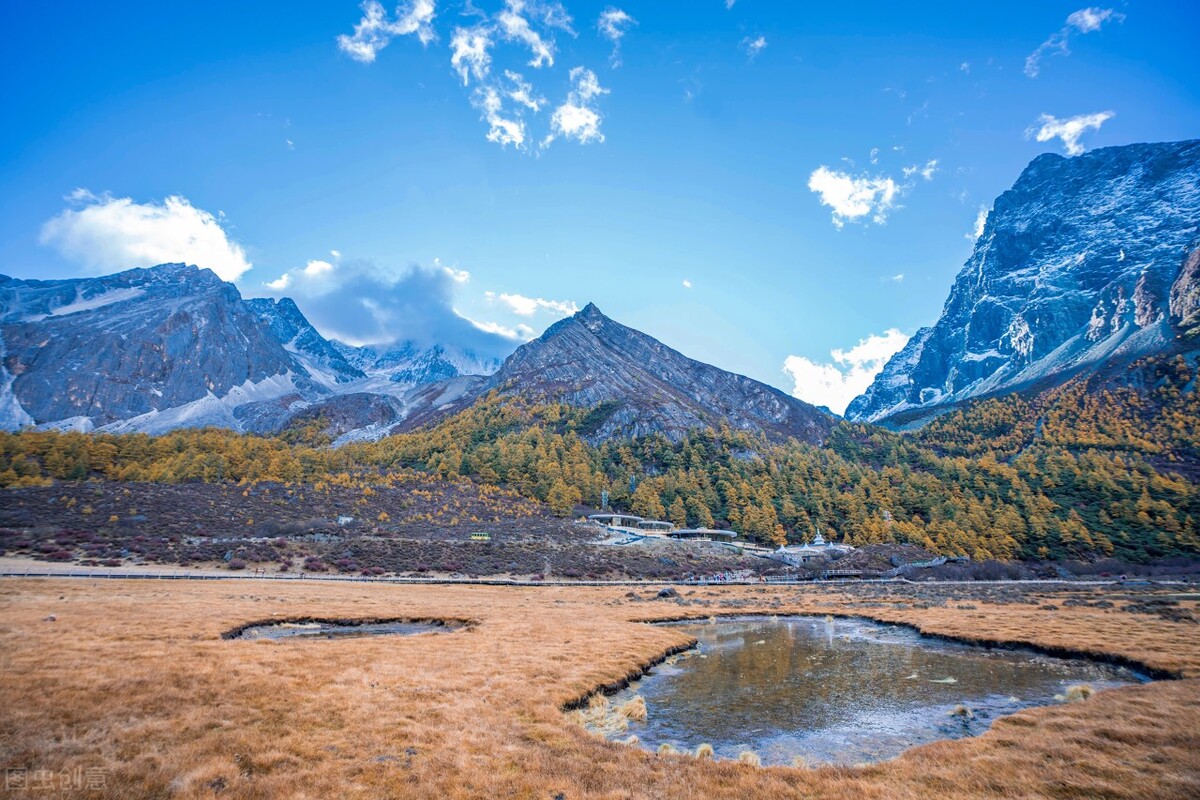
[398,303,836,445]
[847,139,1200,425]
[0,263,502,434]
[0,264,321,431]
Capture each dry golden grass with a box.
[1,579,1199,799]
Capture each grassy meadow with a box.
[1,579,1199,799]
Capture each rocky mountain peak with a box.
[847,138,1200,425]
[463,303,834,445]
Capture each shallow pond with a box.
[233,619,460,640]
[588,616,1145,766]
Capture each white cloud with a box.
[967,206,989,241]
[330,249,342,258]
[337,0,437,63]
[902,159,938,181]
[1027,110,1113,155]
[682,279,692,289]
[40,190,252,282]
[450,26,492,85]
[465,317,536,341]
[597,7,636,67]
[474,86,527,148]
[504,69,544,111]
[807,166,901,228]
[740,35,767,59]
[1067,7,1120,33]
[491,292,578,316]
[884,273,904,283]
[258,259,518,356]
[497,0,561,69]
[783,329,910,414]
[543,66,608,146]
[1025,7,1123,78]
[725,0,737,8]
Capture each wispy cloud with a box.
[1025,7,1124,78]
[544,67,609,146]
[807,167,901,228]
[902,159,938,181]
[682,279,693,289]
[496,0,571,69]
[40,190,252,282]
[488,291,578,317]
[883,273,904,283]
[474,83,528,149]
[597,7,636,67]
[450,25,492,85]
[783,329,910,414]
[740,35,767,60]
[337,0,437,63]
[342,0,614,152]
[464,317,536,341]
[1027,110,1113,155]
[967,207,989,241]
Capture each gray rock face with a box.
[0,264,319,429]
[847,139,1200,424]
[245,297,365,386]
[469,303,834,445]
[1170,246,1200,336]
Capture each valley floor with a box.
[1,580,1198,799]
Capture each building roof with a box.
[669,528,738,540]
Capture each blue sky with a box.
[2,1,1198,411]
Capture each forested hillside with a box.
[1,354,1197,563]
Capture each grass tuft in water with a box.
[619,696,647,722]
[737,750,762,767]
[1065,684,1094,702]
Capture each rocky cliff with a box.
[847,139,1200,424]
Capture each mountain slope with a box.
[847,139,1200,424]
[245,297,365,388]
[402,303,835,445]
[0,264,325,431]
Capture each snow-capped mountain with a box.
[847,139,1200,424]
[0,263,500,434]
[330,340,502,391]
[0,264,326,432]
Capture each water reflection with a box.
[593,616,1144,766]
[234,619,456,640]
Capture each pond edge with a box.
[220,616,476,640]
